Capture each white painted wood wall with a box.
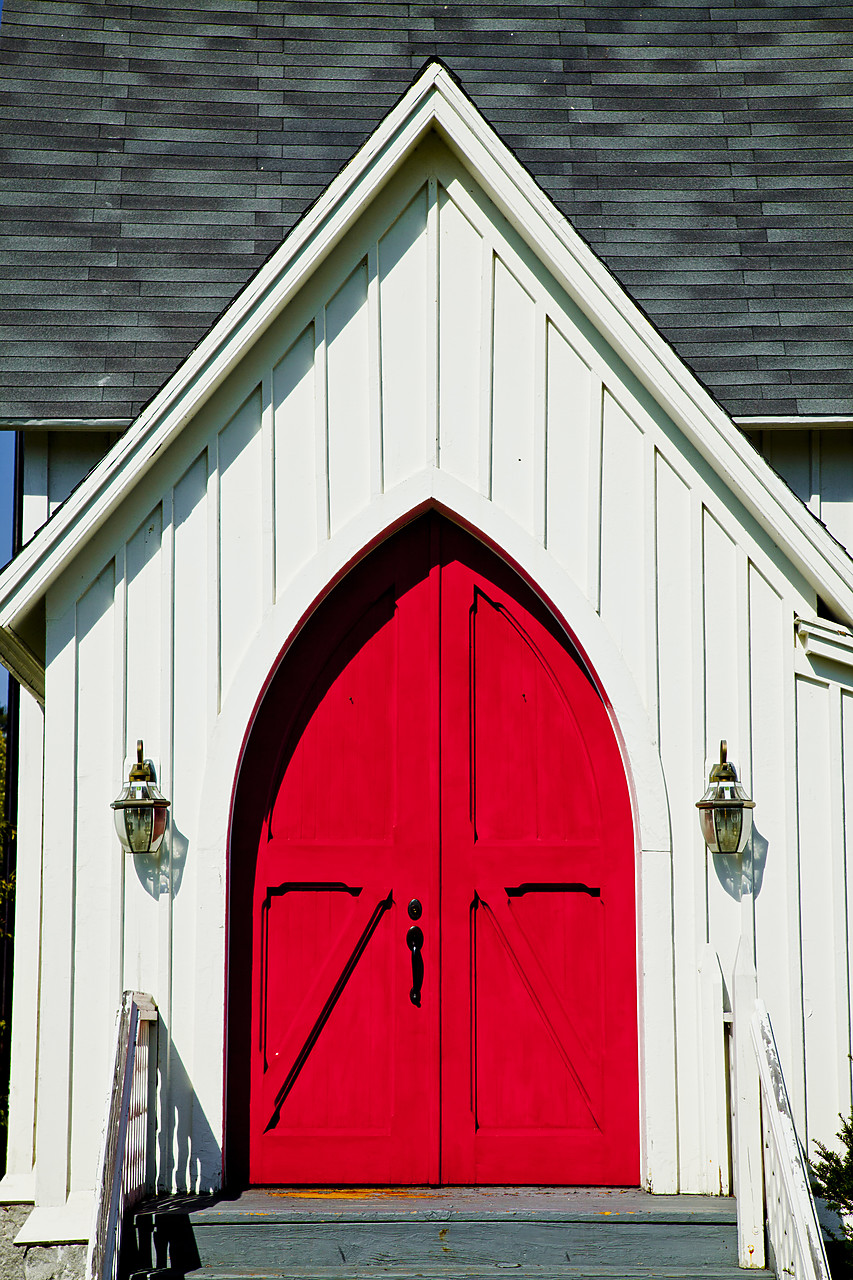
[6,135,853,1229]
[747,427,853,555]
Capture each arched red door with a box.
[244,516,638,1185]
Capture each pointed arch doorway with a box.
[227,515,638,1186]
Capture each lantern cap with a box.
[696,740,755,807]
[111,740,170,812]
[706,740,740,787]
[128,739,153,784]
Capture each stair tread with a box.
[133,1190,737,1226]
[125,1192,755,1280]
[131,1270,772,1280]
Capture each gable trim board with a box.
[0,61,852,706]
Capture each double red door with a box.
[249,517,638,1185]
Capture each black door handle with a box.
[407,925,424,1006]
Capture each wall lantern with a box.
[696,740,755,855]
[111,740,171,855]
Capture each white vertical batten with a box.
[703,509,742,985]
[261,371,275,608]
[698,945,728,1194]
[34,605,77,1209]
[841,689,853,1109]
[273,326,318,591]
[113,544,127,996]
[599,391,646,703]
[159,490,175,1042]
[218,391,263,703]
[491,258,536,533]
[426,174,439,469]
[367,243,384,496]
[795,673,834,1151]
[1,690,43,1194]
[544,323,592,592]
[479,242,495,499]
[533,300,547,546]
[643,425,657,717]
[587,375,603,615]
[208,440,221,718]
[639,843,678,1192]
[315,307,330,543]
[437,185,482,488]
[123,507,163,998]
[781,624,807,1134]
[70,564,116,1195]
[656,451,702,1191]
[827,684,852,1133]
[749,566,795,1116]
[736,545,753,959]
[326,263,371,533]
[171,451,210,1193]
[638,450,686,1195]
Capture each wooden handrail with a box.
[751,1000,830,1280]
[86,992,157,1280]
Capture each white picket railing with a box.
[729,936,831,1278]
[750,1000,830,1280]
[86,992,158,1280]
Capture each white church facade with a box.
[0,66,850,1267]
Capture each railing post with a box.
[732,937,765,1268]
[699,944,730,1195]
[86,992,157,1280]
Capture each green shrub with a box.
[813,1116,853,1277]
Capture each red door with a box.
[248,517,638,1185]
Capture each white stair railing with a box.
[750,1000,830,1280]
[86,991,158,1280]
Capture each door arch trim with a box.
[200,478,672,1189]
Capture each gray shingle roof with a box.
[1,0,852,421]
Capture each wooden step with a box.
[124,1188,772,1280]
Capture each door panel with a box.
[439,523,638,1184]
[250,521,439,1184]
[247,516,638,1185]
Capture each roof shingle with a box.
[1,0,851,420]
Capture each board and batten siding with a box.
[14,136,853,1215]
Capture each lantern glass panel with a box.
[125,805,154,854]
[712,804,743,854]
[699,807,717,850]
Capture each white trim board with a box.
[796,617,853,671]
[1,62,853,701]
